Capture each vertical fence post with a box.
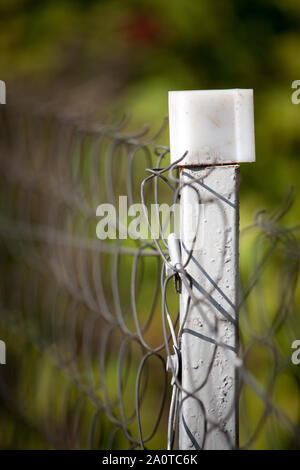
[168,89,255,449]
[0,80,5,105]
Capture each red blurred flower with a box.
[118,12,162,46]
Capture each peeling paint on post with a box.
[168,89,255,449]
[0,80,6,105]
[0,340,6,365]
[179,165,239,449]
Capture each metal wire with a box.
[0,104,299,449]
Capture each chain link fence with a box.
[0,104,299,449]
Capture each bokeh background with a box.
[0,0,300,449]
[1,0,300,222]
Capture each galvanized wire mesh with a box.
[0,104,299,449]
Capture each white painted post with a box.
[168,89,255,450]
[0,80,6,105]
[0,340,6,365]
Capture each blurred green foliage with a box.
[1,0,300,220]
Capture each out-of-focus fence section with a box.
[0,105,299,449]
[0,105,172,449]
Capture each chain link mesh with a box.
[0,104,299,449]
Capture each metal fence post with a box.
[0,80,5,105]
[168,89,255,449]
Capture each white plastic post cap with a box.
[168,89,255,166]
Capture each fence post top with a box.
[168,88,256,166]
